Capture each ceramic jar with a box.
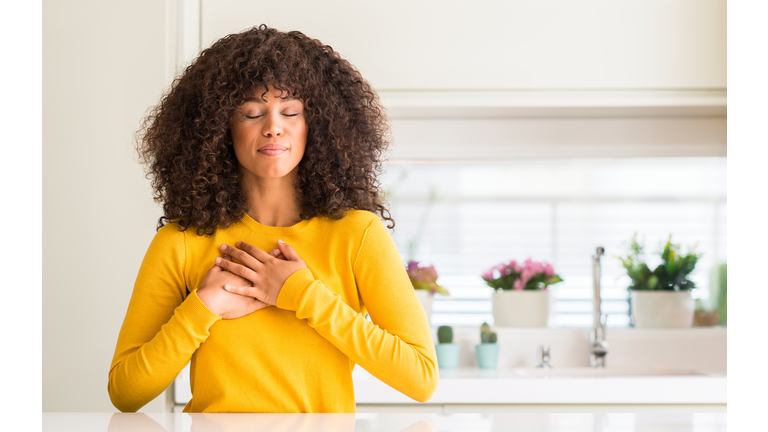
[630,290,695,328]
[435,343,460,369]
[414,289,433,322]
[492,290,550,327]
[475,344,500,369]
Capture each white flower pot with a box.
[492,290,550,327]
[630,290,694,328]
[414,289,433,322]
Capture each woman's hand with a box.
[196,257,271,319]
[215,240,307,306]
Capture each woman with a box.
[108,25,438,413]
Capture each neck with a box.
[240,171,303,227]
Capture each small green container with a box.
[475,343,499,369]
[435,343,460,369]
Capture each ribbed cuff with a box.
[276,268,315,311]
[176,290,222,330]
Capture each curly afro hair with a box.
[137,25,393,235]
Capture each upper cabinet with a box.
[200,0,726,91]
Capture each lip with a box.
[257,143,288,156]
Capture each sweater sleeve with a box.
[276,218,439,402]
[108,225,221,412]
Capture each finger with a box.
[277,239,302,262]
[215,256,258,281]
[235,241,276,263]
[210,255,231,272]
[268,248,287,260]
[220,243,264,269]
[224,284,266,303]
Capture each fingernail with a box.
[225,285,232,290]
[278,239,285,245]
[220,244,227,251]
[215,257,222,264]
[236,241,242,247]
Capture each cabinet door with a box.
[201,0,725,90]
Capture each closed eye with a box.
[244,115,262,119]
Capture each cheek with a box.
[229,123,248,145]
[293,125,308,156]
[297,135,308,159]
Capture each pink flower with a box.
[406,261,440,284]
[424,265,438,280]
[483,258,560,291]
[524,259,544,274]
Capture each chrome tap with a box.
[590,247,609,368]
[537,345,551,369]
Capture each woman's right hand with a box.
[196,256,270,319]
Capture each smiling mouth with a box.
[258,145,288,156]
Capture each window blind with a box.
[383,158,727,328]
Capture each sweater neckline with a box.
[239,212,311,236]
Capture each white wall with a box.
[438,327,726,372]
[43,0,168,412]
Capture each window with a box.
[383,157,727,328]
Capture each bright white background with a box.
[5,1,763,429]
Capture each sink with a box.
[512,367,707,378]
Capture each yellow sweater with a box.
[108,210,438,412]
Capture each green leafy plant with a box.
[437,325,453,344]
[617,233,700,291]
[479,322,497,344]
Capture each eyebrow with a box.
[242,95,301,103]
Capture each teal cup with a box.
[475,343,499,369]
[435,343,460,369]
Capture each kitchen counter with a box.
[42,412,727,431]
[173,365,726,408]
[353,367,727,405]
[172,328,727,410]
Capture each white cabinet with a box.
[201,0,725,91]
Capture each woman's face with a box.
[229,87,308,183]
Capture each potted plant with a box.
[618,233,700,328]
[407,261,449,322]
[481,258,563,327]
[475,322,499,369]
[435,325,460,369]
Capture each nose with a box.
[262,112,283,137]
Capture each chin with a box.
[257,168,296,180]
[240,162,299,182]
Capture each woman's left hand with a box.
[215,239,307,306]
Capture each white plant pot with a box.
[414,289,433,322]
[492,290,550,327]
[630,290,694,328]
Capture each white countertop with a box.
[173,327,727,407]
[352,367,727,405]
[42,412,728,432]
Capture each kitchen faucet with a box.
[537,345,551,369]
[590,247,609,368]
